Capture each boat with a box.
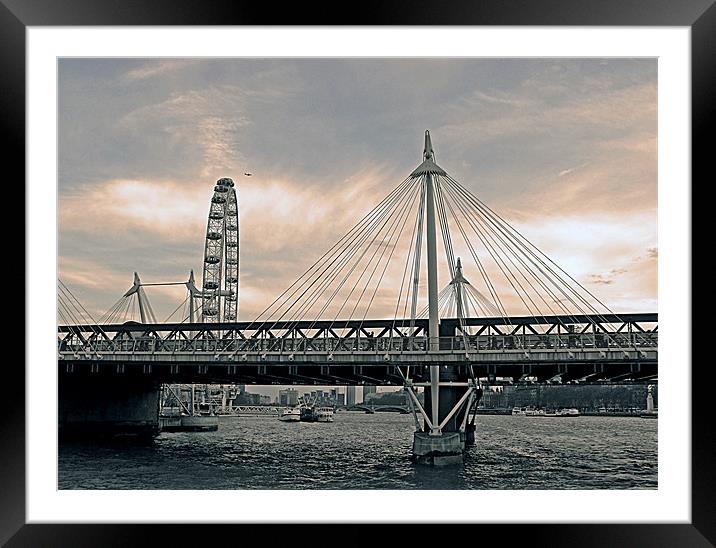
[159,387,219,432]
[511,406,546,416]
[178,413,220,431]
[278,406,301,422]
[299,405,335,422]
[555,408,581,417]
[512,406,579,417]
[294,393,335,422]
[316,407,335,422]
[526,407,546,417]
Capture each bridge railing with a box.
[58,330,658,356]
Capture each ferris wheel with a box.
[200,177,239,322]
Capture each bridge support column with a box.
[413,365,471,466]
[59,375,161,439]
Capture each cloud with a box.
[115,86,253,179]
[441,79,656,144]
[558,162,590,177]
[60,179,207,242]
[59,256,130,293]
[122,59,201,82]
[58,58,657,320]
[60,179,657,320]
[434,75,656,217]
[462,89,530,108]
[587,267,628,286]
[58,165,409,320]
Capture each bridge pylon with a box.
[121,272,157,323]
[408,131,480,465]
[185,269,202,323]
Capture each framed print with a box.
[5,0,712,545]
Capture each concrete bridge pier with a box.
[59,375,161,439]
[412,380,482,463]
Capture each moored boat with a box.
[512,406,580,417]
[278,407,301,422]
[299,405,335,422]
[512,406,547,416]
[161,413,219,432]
[555,408,581,417]
[316,407,334,422]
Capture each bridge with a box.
[58,313,656,385]
[341,405,411,413]
[58,131,657,465]
[228,405,280,416]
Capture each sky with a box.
[58,58,657,396]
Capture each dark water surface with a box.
[58,413,657,489]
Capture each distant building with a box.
[368,388,406,406]
[279,388,299,406]
[346,386,356,407]
[363,385,377,403]
[305,389,337,407]
[234,392,261,405]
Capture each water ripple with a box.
[59,414,657,490]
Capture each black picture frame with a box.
[5,1,710,545]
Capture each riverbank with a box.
[476,408,650,418]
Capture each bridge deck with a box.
[58,314,657,385]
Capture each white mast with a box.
[423,131,441,434]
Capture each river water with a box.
[58,413,657,490]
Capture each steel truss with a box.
[58,313,657,369]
